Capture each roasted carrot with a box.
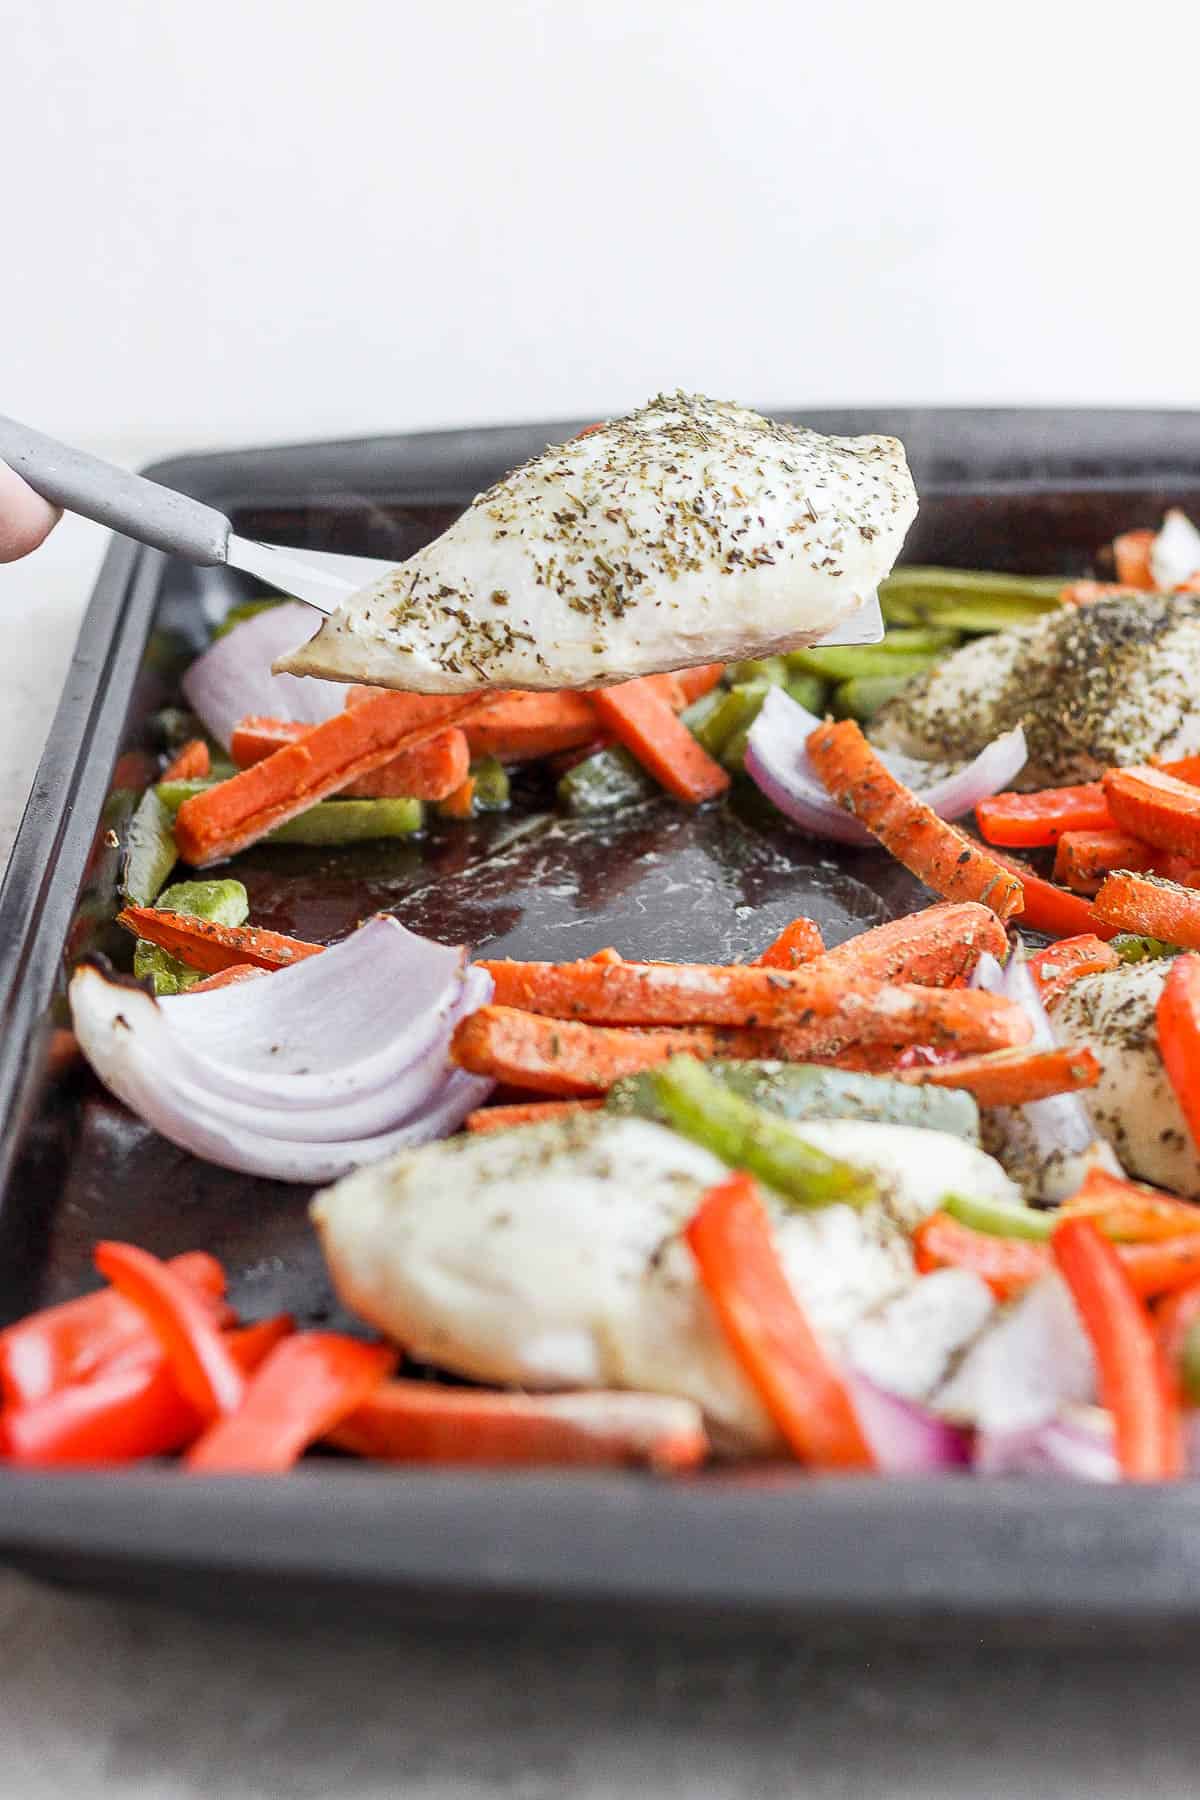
[1124,1238,1200,1298]
[459,691,598,762]
[1059,581,1143,607]
[589,680,730,805]
[1156,753,1200,787]
[118,906,322,974]
[477,956,1032,1049]
[980,843,1119,940]
[1153,854,1200,888]
[814,901,1008,987]
[1156,954,1200,1152]
[230,717,470,801]
[806,719,1023,920]
[327,1381,708,1470]
[161,738,211,783]
[975,783,1114,848]
[675,663,726,704]
[451,1007,731,1096]
[465,1098,606,1132]
[1104,765,1200,860]
[755,917,825,969]
[1060,1166,1200,1243]
[181,964,266,994]
[1052,1218,1182,1480]
[1027,935,1120,1006]
[439,776,476,820]
[686,1172,873,1470]
[175,691,495,866]
[589,947,624,964]
[1091,870,1200,947]
[1053,829,1159,894]
[1112,528,1157,590]
[897,1043,1101,1107]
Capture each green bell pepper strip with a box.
[470,755,511,813]
[265,798,424,844]
[832,673,923,723]
[941,1191,1056,1241]
[133,876,250,995]
[1112,933,1177,963]
[121,790,178,907]
[647,1056,879,1209]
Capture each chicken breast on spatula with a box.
[278,393,918,694]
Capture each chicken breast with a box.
[312,1111,1016,1452]
[870,594,1200,788]
[1051,959,1200,1195]
[279,393,917,694]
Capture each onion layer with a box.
[181,603,350,750]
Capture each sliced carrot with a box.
[1154,853,1200,888]
[118,906,321,974]
[451,1007,730,1096]
[1156,754,1200,787]
[1091,869,1200,947]
[975,783,1114,848]
[1060,580,1143,607]
[981,843,1119,940]
[175,691,495,866]
[181,964,267,994]
[897,1043,1100,1107]
[806,719,1023,920]
[1156,954,1200,1153]
[1104,765,1200,860]
[685,1172,873,1470]
[1052,1218,1182,1480]
[589,679,730,805]
[464,1098,606,1132]
[1053,829,1159,894]
[478,956,1031,1050]
[460,691,598,763]
[675,663,726,704]
[186,1333,397,1473]
[1124,1238,1200,1298]
[755,917,825,969]
[1112,528,1157,590]
[327,1381,708,1470]
[161,738,211,782]
[914,1212,1049,1300]
[814,901,1008,987]
[228,718,468,802]
[1060,1166,1200,1243]
[589,947,624,964]
[439,776,476,819]
[1027,935,1120,1006]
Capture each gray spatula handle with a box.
[0,415,232,565]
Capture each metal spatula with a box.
[0,414,884,646]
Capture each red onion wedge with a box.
[975,1406,1118,1481]
[743,685,1027,847]
[934,1275,1096,1436]
[181,602,349,750]
[1151,508,1200,593]
[69,917,494,1182]
[846,1372,970,1473]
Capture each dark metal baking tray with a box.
[5,408,1200,1640]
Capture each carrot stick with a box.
[755,917,825,969]
[439,776,476,819]
[1104,765,1200,860]
[1112,528,1157,589]
[118,906,322,974]
[1156,754,1200,786]
[1027,935,1120,1006]
[181,964,266,994]
[465,1098,606,1132]
[978,843,1119,940]
[230,718,470,802]
[896,1043,1101,1107]
[477,957,1032,1048]
[161,738,211,783]
[1091,870,1200,947]
[462,691,599,762]
[976,783,1114,848]
[451,1007,731,1096]
[675,663,726,704]
[686,1172,873,1470]
[1059,581,1143,607]
[814,901,1008,987]
[1060,1166,1200,1243]
[326,1380,708,1470]
[175,691,495,866]
[1053,829,1160,894]
[589,680,730,805]
[806,719,1023,920]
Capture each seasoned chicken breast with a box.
[1051,959,1200,1195]
[279,393,917,694]
[870,594,1200,788]
[312,1111,1014,1452]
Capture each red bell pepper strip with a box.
[185,1333,397,1472]
[1051,1217,1183,1480]
[0,1316,295,1467]
[1156,954,1200,1154]
[1154,1280,1200,1401]
[913,1211,1050,1300]
[0,1251,227,1409]
[93,1241,246,1419]
[685,1171,874,1470]
[975,784,1115,848]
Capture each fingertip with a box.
[0,460,60,561]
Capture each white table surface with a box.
[4,496,1200,1798]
